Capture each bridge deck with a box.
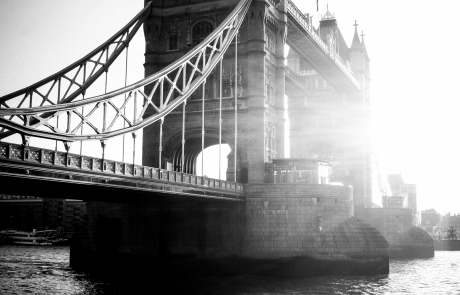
[0,142,244,202]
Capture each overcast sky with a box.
[1,0,460,213]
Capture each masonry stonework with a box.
[355,207,434,258]
[72,186,389,277]
[242,184,388,270]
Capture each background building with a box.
[420,209,440,236]
[439,213,460,239]
[384,174,418,225]
[0,195,86,233]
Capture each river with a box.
[0,245,459,294]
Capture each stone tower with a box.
[287,7,372,207]
[71,0,391,277]
[142,0,288,183]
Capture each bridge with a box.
[0,0,386,278]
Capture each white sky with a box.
[1,0,460,213]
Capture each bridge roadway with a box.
[0,142,244,202]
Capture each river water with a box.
[0,245,459,294]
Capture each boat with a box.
[0,229,68,246]
[434,226,460,251]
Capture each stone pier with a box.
[355,207,434,258]
[71,184,389,278]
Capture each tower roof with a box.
[351,20,361,49]
[319,4,337,29]
[321,4,335,20]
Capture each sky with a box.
[1,0,460,214]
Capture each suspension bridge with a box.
[0,0,386,277]
[0,0,362,199]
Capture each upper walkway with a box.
[285,0,361,94]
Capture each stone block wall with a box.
[355,207,412,243]
[355,207,434,258]
[71,199,245,267]
[242,183,385,258]
[71,184,389,277]
[435,239,460,251]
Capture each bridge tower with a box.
[142,0,288,183]
[287,7,372,208]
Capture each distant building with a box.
[420,209,440,234]
[439,213,460,238]
[0,195,86,232]
[383,174,418,225]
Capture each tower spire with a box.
[351,20,361,48]
[321,3,335,20]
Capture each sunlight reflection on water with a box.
[1,246,459,295]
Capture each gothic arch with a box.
[191,20,214,46]
[163,128,235,175]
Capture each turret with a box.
[349,21,371,99]
[318,5,351,65]
[319,5,338,57]
[350,20,364,74]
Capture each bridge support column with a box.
[241,183,389,277]
[274,0,288,158]
[244,0,270,183]
[70,199,245,273]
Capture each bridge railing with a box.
[267,0,281,8]
[0,142,244,193]
[286,0,360,89]
[285,66,308,91]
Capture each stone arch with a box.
[191,20,214,46]
[163,128,235,176]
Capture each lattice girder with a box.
[0,0,251,144]
[0,2,153,138]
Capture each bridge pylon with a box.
[142,0,288,183]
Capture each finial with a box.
[361,30,365,43]
[322,3,335,20]
[353,20,358,32]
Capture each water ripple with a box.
[1,246,459,295]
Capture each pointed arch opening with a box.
[164,129,235,180]
[196,144,231,180]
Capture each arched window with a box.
[169,34,178,51]
[192,21,213,46]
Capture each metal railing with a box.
[285,66,308,91]
[267,0,281,8]
[0,142,244,193]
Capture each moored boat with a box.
[0,229,68,246]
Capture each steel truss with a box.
[0,0,251,150]
[0,2,152,140]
